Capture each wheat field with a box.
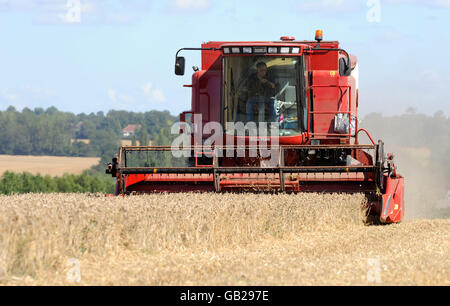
[0,193,448,286]
[0,155,100,176]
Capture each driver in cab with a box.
[241,62,277,123]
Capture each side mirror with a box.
[175,56,185,76]
[339,57,351,76]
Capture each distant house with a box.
[122,124,140,137]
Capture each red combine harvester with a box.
[107,31,405,224]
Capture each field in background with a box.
[120,140,152,146]
[0,155,100,176]
[0,193,448,286]
[121,139,133,147]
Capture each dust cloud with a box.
[359,110,450,219]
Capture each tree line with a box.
[0,171,115,195]
[0,106,179,174]
[0,106,177,157]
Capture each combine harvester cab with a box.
[106,31,404,224]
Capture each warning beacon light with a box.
[315,30,323,42]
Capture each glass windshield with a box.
[223,55,306,136]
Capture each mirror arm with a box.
[175,47,220,59]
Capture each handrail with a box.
[356,128,375,145]
[120,144,376,151]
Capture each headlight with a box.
[253,47,267,53]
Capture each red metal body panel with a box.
[201,42,223,70]
[380,175,405,223]
[192,70,221,129]
[310,49,339,70]
[311,71,345,137]
[225,134,307,146]
[125,173,377,193]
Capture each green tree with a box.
[139,124,150,146]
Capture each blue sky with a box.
[0,0,449,117]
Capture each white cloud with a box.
[151,89,165,102]
[295,0,450,15]
[0,0,151,25]
[0,0,35,10]
[142,82,166,102]
[141,82,152,95]
[296,0,362,13]
[174,0,210,10]
[2,90,17,101]
[435,0,450,8]
[100,12,139,25]
[107,88,136,109]
[386,0,450,9]
[1,85,56,101]
[118,94,135,104]
[107,89,117,102]
[21,85,56,97]
[107,84,164,109]
[168,0,211,13]
[0,85,60,111]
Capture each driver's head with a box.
[256,62,267,78]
